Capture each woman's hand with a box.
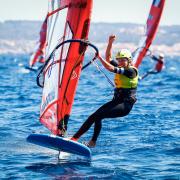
[108,35,116,44]
[96,53,115,72]
[96,52,102,61]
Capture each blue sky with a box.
[0,0,179,25]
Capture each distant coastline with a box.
[0,21,180,56]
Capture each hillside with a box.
[0,20,180,55]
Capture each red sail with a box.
[133,0,165,68]
[29,15,48,67]
[40,0,93,135]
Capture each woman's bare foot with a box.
[83,140,96,148]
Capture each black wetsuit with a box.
[73,60,138,142]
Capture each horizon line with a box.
[0,19,179,26]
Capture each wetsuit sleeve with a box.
[110,60,118,67]
[114,67,137,78]
[151,55,159,61]
[151,55,163,64]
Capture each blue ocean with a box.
[0,54,179,179]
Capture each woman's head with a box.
[159,53,164,59]
[115,49,132,67]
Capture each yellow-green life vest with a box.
[114,66,138,88]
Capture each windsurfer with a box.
[140,53,164,80]
[151,53,164,73]
[71,35,138,147]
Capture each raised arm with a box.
[150,55,159,61]
[105,35,116,63]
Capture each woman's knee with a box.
[122,105,133,116]
[122,110,131,116]
[115,105,133,117]
[89,110,104,121]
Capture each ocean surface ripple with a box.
[0,55,179,179]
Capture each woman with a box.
[71,35,138,147]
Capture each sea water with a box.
[0,54,179,179]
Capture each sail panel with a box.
[29,15,48,67]
[133,0,165,68]
[40,0,93,135]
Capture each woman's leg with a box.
[72,113,98,140]
[72,100,134,143]
[89,101,134,143]
[72,100,115,140]
[91,119,102,142]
